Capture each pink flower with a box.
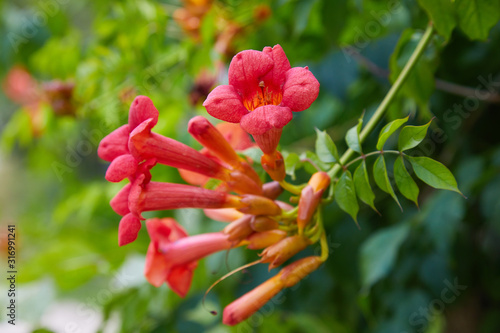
[203,44,319,154]
[145,218,235,297]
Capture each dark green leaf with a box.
[315,128,339,163]
[373,155,402,210]
[456,0,500,40]
[345,115,363,154]
[394,156,419,206]
[407,156,462,195]
[360,223,411,290]
[417,0,457,40]
[353,161,377,212]
[335,170,359,223]
[398,120,432,151]
[376,116,409,150]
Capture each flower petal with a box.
[105,154,138,182]
[110,183,131,216]
[262,45,291,91]
[144,242,169,287]
[282,67,320,112]
[98,125,130,162]
[240,105,292,135]
[118,213,142,246]
[128,95,159,130]
[228,50,274,97]
[203,85,248,123]
[166,263,197,297]
[146,218,188,248]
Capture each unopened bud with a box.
[260,235,310,270]
[297,172,330,232]
[223,215,253,242]
[262,181,283,199]
[280,256,323,287]
[250,216,279,232]
[246,229,287,250]
[238,195,281,216]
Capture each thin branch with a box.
[345,45,500,103]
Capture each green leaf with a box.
[407,156,462,195]
[335,170,359,223]
[353,161,377,212]
[301,151,331,174]
[376,116,409,150]
[394,156,419,206]
[456,0,500,40]
[360,223,411,290]
[417,0,457,40]
[373,155,402,210]
[315,128,339,163]
[284,152,303,180]
[345,115,363,154]
[398,119,432,151]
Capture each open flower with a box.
[98,95,159,182]
[144,218,197,297]
[145,218,238,297]
[203,44,319,154]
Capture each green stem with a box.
[342,150,401,169]
[327,23,435,179]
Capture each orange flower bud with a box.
[259,235,310,270]
[250,216,279,232]
[223,215,253,242]
[222,256,322,326]
[246,230,287,250]
[262,181,283,199]
[261,151,286,182]
[237,195,281,216]
[297,172,330,232]
[223,274,283,326]
[280,256,323,288]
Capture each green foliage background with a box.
[1,0,500,332]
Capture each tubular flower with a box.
[159,232,235,268]
[297,171,331,233]
[98,95,159,183]
[180,118,260,188]
[110,174,243,220]
[203,44,319,154]
[129,117,261,195]
[144,218,196,297]
[223,256,323,326]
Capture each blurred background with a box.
[1,0,500,332]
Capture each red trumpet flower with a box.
[203,44,319,154]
